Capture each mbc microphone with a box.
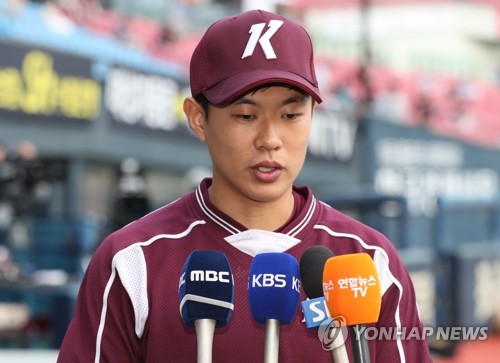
[248,252,301,363]
[179,250,234,363]
[323,253,382,363]
[300,246,349,363]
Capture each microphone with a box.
[248,252,301,363]
[323,253,382,363]
[179,250,234,363]
[300,246,349,363]
[300,246,334,327]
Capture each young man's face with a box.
[190,85,314,205]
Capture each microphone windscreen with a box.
[323,253,381,326]
[299,245,334,298]
[248,252,301,325]
[179,250,234,328]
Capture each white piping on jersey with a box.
[196,185,241,235]
[196,184,317,238]
[94,220,206,363]
[287,197,316,237]
[313,221,406,363]
[180,294,235,315]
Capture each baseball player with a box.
[58,9,433,362]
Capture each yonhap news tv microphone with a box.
[323,252,382,363]
[322,253,381,326]
[300,246,349,363]
[179,250,234,363]
[248,252,301,363]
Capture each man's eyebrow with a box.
[233,97,256,106]
[281,94,308,106]
[232,93,308,106]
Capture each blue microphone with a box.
[248,252,301,363]
[179,250,234,363]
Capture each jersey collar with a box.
[194,178,317,239]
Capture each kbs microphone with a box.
[300,246,349,363]
[248,252,301,363]
[323,253,382,363]
[179,250,234,363]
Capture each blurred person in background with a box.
[8,140,45,219]
[58,9,432,362]
[0,141,14,246]
[112,157,151,230]
[0,140,47,251]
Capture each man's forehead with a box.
[231,85,311,104]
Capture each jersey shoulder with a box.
[313,200,397,254]
[97,191,201,256]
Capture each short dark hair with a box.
[194,93,211,118]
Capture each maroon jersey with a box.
[58,179,432,362]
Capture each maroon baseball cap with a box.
[189,9,322,105]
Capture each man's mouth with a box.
[257,166,277,173]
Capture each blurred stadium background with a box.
[0,0,499,361]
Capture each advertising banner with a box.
[104,66,188,133]
[0,41,101,122]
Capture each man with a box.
[58,9,432,362]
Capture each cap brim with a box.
[202,69,323,106]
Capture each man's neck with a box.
[208,185,295,231]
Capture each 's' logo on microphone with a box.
[302,297,331,329]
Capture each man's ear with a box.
[183,97,207,142]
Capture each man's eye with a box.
[236,114,254,121]
[284,113,300,120]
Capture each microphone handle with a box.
[331,328,350,363]
[264,319,280,363]
[349,324,371,363]
[195,319,216,363]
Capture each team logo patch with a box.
[242,20,284,60]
